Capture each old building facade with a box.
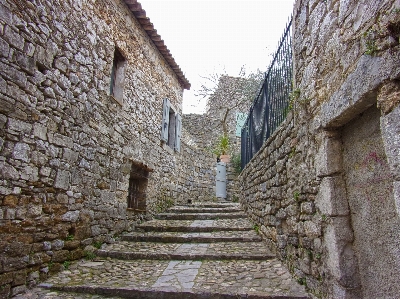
[0,0,216,294]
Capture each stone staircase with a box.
[18,202,310,299]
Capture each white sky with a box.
[138,0,295,114]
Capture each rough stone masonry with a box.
[0,0,216,296]
[240,0,400,298]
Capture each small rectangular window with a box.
[167,109,176,148]
[110,48,126,105]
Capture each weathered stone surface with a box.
[8,119,32,134]
[377,80,400,115]
[394,181,400,217]
[342,105,400,298]
[324,217,360,289]
[43,242,51,251]
[320,53,399,128]
[3,26,24,50]
[303,221,321,238]
[32,124,47,141]
[381,104,400,181]
[315,134,342,177]
[10,284,26,296]
[61,211,80,222]
[53,170,70,190]
[51,240,64,251]
[0,161,19,180]
[315,176,349,216]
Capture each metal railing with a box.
[241,17,293,170]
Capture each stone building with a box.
[0,0,216,293]
[240,0,400,298]
[183,75,256,201]
[184,75,257,154]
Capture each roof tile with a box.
[123,0,190,89]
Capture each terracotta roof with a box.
[123,0,191,90]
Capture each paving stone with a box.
[185,202,238,208]
[97,241,274,260]
[168,206,242,213]
[137,218,253,232]
[13,289,123,299]
[121,230,262,243]
[31,257,309,298]
[153,260,202,290]
[194,259,307,296]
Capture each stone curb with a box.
[96,250,275,261]
[155,212,247,220]
[121,234,262,243]
[41,284,310,299]
[136,225,253,232]
[167,207,243,213]
[182,203,238,208]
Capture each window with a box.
[127,162,150,212]
[161,98,182,152]
[110,48,126,105]
[235,112,247,137]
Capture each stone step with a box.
[155,212,247,220]
[167,206,243,214]
[185,202,239,208]
[136,219,254,232]
[121,230,262,243]
[97,241,275,261]
[36,258,310,299]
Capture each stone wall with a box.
[183,112,241,154]
[176,129,216,204]
[240,0,400,298]
[183,75,253,156]
[183,114,241,200]
[0,0,215,296]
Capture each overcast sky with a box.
[138,0,295,114]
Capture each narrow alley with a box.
[16,202,310,298]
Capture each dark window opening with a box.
[167,109,176,148]
[127,162,150,212]
[110,48,126,105]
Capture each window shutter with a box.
[161,98,170,142]
[175,113,182,152]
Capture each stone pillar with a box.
[380,87,400,218]
[315,130,361,299]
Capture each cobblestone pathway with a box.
[15,202,310,299]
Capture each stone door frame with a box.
[314,54,400,298]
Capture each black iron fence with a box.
[241,17,293,169]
